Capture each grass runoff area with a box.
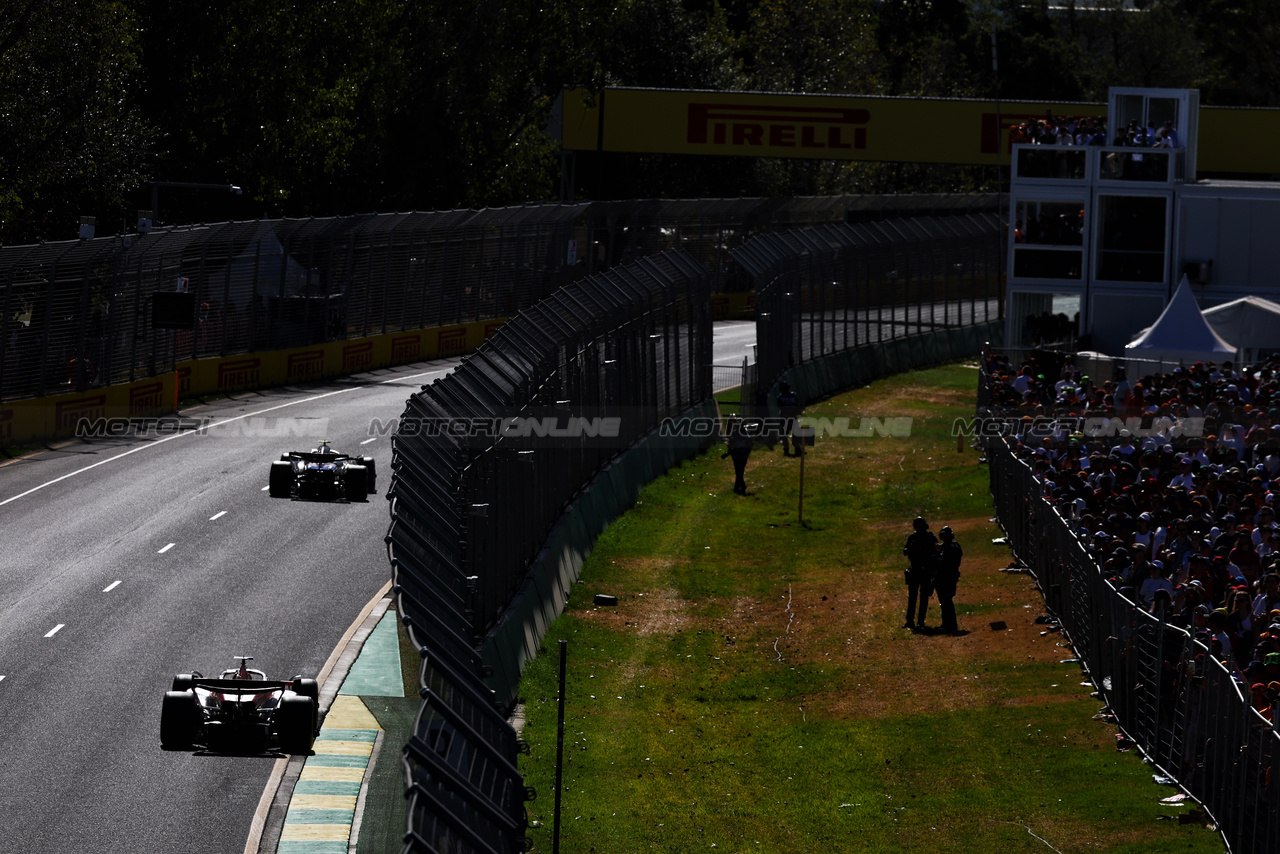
[516,363,1224,854]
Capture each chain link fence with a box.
[386,249,711,854]
[0,195,999,404]
[982,377,1279,853]
[732,212,1005,396]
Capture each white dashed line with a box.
[359,437,377,445]
[209,510,227,521]
[0,675,5,683]
[261,486,270,491]
[158,543,175,554]
[103,580,122,593]
[45,624,65,638]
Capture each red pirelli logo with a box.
[56,394,108,431]
[342,341,374,372]
[288,349,325,380]
[129,380,164,415]
[391,334,420,362]
[437,327,467,356]
[688,103,869,150]
[218,357,261,389]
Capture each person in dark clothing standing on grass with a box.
[934,525,962,634]
[903,516,938,629]
[777,380,801,456]
[722,419,753,495]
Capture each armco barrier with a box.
[387,250,712,854]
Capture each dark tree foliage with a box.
[0,0,1265,243]
[0,0,150,243]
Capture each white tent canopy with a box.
[1124,276,1238,377]
[1202,296,1280,366]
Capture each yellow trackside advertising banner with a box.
[560,88,1280,175]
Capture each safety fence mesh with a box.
[387,249,711,854]
[984,410,1280,854]
[733,212,1005,396]
[0,194,999,403]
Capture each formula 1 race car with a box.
[160,657,319,755]
[268,440,376,501]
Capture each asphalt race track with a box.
[0,360,460,854]
[0,322,763,852]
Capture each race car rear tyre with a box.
[171,673,195,692]
[360,457,377,493]
[268,461,293,497]
[344,465,367,502]
[278,696,317,755]
[292,677,319,703]
[161,691,199,750]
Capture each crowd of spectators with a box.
[1009,116,1181,149]
[983,349,1280,717]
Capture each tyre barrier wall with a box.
[385,250,713,854]
[984,427,1280,853]
[0,318,498,446]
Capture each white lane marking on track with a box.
[158,543,175,554]
[0,675,5,682]
[209,510,227,521]
[103,580,122,593]
[360,437,377,445]
[0,367,451,508]
[261,485,269,491]
[45,624,65,638]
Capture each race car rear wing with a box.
[190,678,294,692]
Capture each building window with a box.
[1096,195,1167,282]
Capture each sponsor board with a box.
[561,87,1280,173]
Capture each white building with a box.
[1004,86,1280,361]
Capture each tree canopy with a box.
[0,0,1267,244]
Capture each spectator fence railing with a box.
[983,393,1280,853]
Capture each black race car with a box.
[160,657,319,755]
[268,440,376,501]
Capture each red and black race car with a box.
[160,657,319,755]
[268,440,377,502]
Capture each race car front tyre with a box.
[343,465,367,502]
[160,691,199,750]
[360,457,377,493]
[278,696,317,754]
[268,461,293,497]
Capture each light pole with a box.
[147,181,243,227]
